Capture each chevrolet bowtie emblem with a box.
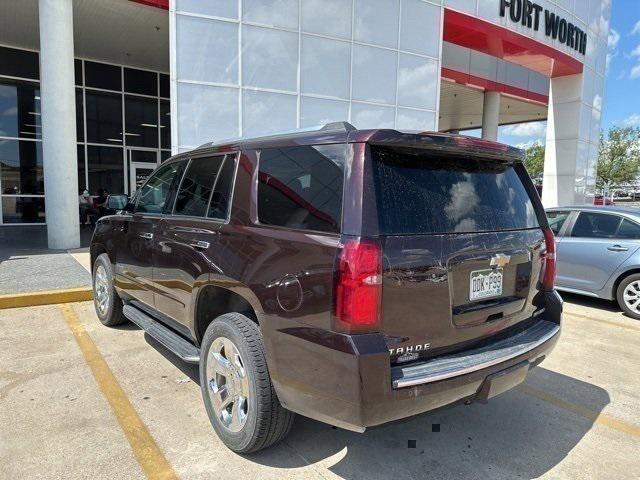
[490,254,511,268]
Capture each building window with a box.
[2,196,45,224]
[86,91,123,145]
[160,100,171,149]
[85,61,122,91]
[78,145,87,192]
[0,139,44,195]
[0,46,39,80]
[125,95,159,148]
[87,146,125,195]
[0,80,41,139]
[124,68,158,96]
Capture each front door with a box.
[128,148,159,195]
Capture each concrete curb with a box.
[0,287,93,309]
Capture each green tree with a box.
[597,126,640,190]
[523,142,545,179]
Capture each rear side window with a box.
[257,144,345,233]
[174,156,225,217]
[173,154,237,219]
[371,148,540,235]
[571,212,621,238]
[617,219,640,239]
[547,211,570,235]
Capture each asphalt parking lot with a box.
[1,295,639,480]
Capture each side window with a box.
[616,219,640,239]
[174,156,225,217]
[257,144,346,233]
[208,154,237,220]
[571,212,622,238]
[546,210,570,235]
[135,162,181,214]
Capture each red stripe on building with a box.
[442,67,549,105]
[443,8,583,78]
[129,0,169,10]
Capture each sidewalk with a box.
[0,227,93,296]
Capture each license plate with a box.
[470,268,503,301]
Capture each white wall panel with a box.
[350,102,395,129]
[242,25,298,92]
[400,0,441,58]
[353,0,400,49]
[300,35,351,99]
[242,90,297,136]
[301,0,352,39]
[175,0,238,19]
[300,96,350,127]
[177,83,238,147]
[352,44,398,105]
[176,17,238,84]
[397,53,438,110]
[242,0,299,29]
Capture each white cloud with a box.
[622,114,640,127]
[502,122,547,138]
[632,21,640,35]
[631,64,640,79]
[631,44,640,57]
[608,29,620,48]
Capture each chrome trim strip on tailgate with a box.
[391,320,560,388]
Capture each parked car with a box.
[90,124,562,453]
[547,206,640,318]
[593,194,615,206]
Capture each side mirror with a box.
[106,194,129,211]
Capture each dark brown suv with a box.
[90,123,562,453]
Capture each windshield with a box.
[371,147,540,235]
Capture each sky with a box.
[478,0,640,148]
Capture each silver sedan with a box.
[546,206,640,319]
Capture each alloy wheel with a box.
[623,280,640,314]
[206,337,250,433]
[94,264,110,315]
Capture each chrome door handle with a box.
[139,232,154,239]
[190,240,210,250]
[608,245,628,252]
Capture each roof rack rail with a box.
[196,121,357,149]
[321,121,356,132]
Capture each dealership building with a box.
[0,0,611,248]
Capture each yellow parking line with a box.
[564,311,640,332]
[59,304,178,480]
[518,384,640,438]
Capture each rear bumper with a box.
[263,291,562,432]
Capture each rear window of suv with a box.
[257,144,346,233]
[371,148,540,235]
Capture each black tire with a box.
[616,273,640,320]
[199,313,294,453]
[92,253,126,327]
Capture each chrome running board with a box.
[123,305,200,364]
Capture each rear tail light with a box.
[541,227,556,291]
[333,239,382,333]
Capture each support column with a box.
[541,74,591,208]
[39,0,79,249]
[481,91,500,141]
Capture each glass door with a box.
[127,148,159,195]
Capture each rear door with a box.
[557,211,640,293]
[153,153,236,329]
[366,147,547,361]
